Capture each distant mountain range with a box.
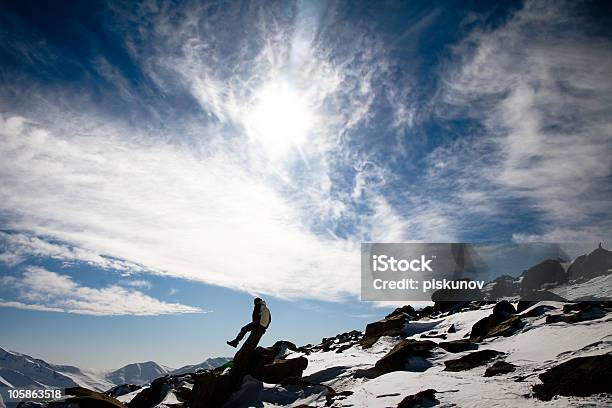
[0,347,230,391]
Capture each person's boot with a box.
[226,340,238,348]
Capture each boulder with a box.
[251,356,308,384]
[516,300,537,314]
[520,260,566,291]
[374,339,437,374]
[519,304,557,318]
[189,371,236,408]
[63,387,127,408]
[444,349,503,372]
[470,314,524,341]
[484,361,517,377]
[438,339,477,353]
[489,275,520,299]
[397,389,438,408]
[532,353,612,401]
[361,314,408,348]
[385,305,417,319]
[127,376,170,408]
[447,324,456,333]
[492,300,516,318]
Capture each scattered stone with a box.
[438,339,477,353]
[397,389,438,408]
[375,339,437,374]
[444,350,503,372]
[533,354,612,401]
[325,390,353,406]
[361,314,408,348]
[251,356,308,384]
[492,300,516,318]
[386,305,418,320]
[470,314,524,341]
[484,361,517,377]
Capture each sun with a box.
[247,81,312,158]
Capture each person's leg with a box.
[227,322,255,346]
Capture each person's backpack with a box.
[259,302,271,328]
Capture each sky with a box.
[0,0,611,369]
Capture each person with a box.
[226,297,271,348]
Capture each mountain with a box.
[0,347,113,391]
[105,361,172,386]
[171,357,232,376]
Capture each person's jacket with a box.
[252,301,271,329]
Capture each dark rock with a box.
[325,390,353,406]
[361,314,408,348]
[189,371,235,408]
[386,305,417,320]
[567,245,612,282]
[484,361,517,377]
[397,389,438,408]
[374,339,437,374]
[470,314,524,341]
[252,356,308,384]
[489,275,521,299]
[438,339,477,353]
[492,301,516,318]
[418,306,435,318]
[105,384,142,398]
[444,350,503,372]
[520,304,556,318]
[520,259,566,291]
[431,279,484,305]
[447,324,456,333]
[432,301,468,314]
[63,387,127,408]
[128,377,170,408]
[516,300,537,314]
[533,353,612,401]
[420,331,447,340]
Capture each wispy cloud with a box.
[0,267,204,316]
[435,0,612,240]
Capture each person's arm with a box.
[252,303,261,324]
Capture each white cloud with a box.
[437,0,612,240]
[1,267,204,316]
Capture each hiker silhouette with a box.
[227,297,271,348]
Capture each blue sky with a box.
[0,0,611,369]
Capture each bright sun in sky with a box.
[247,81,313,158]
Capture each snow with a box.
[258,301,612,408]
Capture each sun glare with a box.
[247,82,312,158]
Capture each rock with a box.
[519,304,557,318]
[374,339,437,374]
[520,259,566,291]
[438,339,477,353]
[492,300,516,318]
[470,314,524,341]
[251,356,308,384]
[532,353,612,401]
[63,387,127,408]
[127,376,170,408]
[361,314,408,348]
[567,245,612,282]
[489,275,520,299]
[386,305,417,319]
[444,349,503,372]
[418,306,435,318]
[325,390,353,406]
[516,300,537,313]
[484,361,517,377]
[397,389,438,408]
[447,324,456,333]
[105,384,142,398]
[189,371,236,408]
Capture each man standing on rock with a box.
[227,297,271,348]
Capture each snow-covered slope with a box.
[0,347,113,391]
[105,361,172,386]
[171,357,231,375]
